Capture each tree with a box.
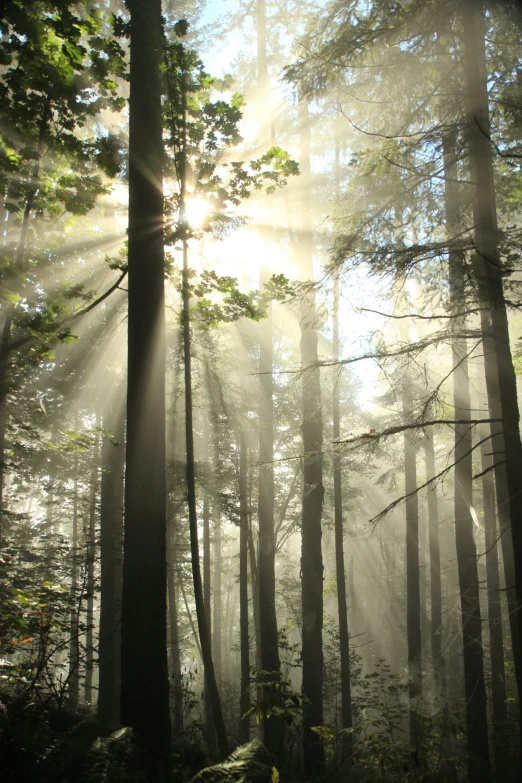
[299,96,325,781]
[444,127,490,781]
[423,429,444,695]
[402,366,422,749]
[238,429,251,743]
[98,380,125,727]
[120,0,171,775]
[461,0,522,766]
[163,27,297,761]
[332,269,353,767]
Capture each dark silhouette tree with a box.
[120,0,171,775]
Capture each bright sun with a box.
[185,197,210,228]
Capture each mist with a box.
[1,1,522,782]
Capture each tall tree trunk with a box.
[423,431,445,695]
[443,128,490,782]
[255,0,281,756]
[121,0,171,771]
[257,283,281,754]
[419,508,427,644]
[68,447,80,709]
[299,96,325,780]
[84,433,100,706]
[481,381,520,685]
[98,388,125,727]
[248,517,262,677]
[167,529,183,736]
[182,235,228,759]
[239,431,251,743]
[212,503,223,686]
[402,372,422,749]
[332,272,353,765]
[462,7,522,763]
[479,397,509,779]
[201,417,215,746]
[179,78,228,755]
[205,369,224,691]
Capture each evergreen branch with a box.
[360,306,483,320]
[474,115,522,161]
[338,105,444,140]
[7,270,127,355]
[334,418,501,446]
[472,460,506,481]
[368,433,496,527]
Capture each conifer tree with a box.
[120,0,171,773]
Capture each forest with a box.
[1,0,522,781]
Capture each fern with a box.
[84,726,134,783]
[189,739,273,783]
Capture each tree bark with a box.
[444,127,490,781]
[239,431,251,743]
[255,0,280,753]
[167,529,183,736]
[257,279,281,755]
[402,372,422,749]
[84,433,100,706]
[332,272,353,765]
[248,516,262,679]
[201,417,215,746]
[461,9,522,766]
[179,78,228,755]
[121,0,171,771]
[423,431,445,695]
[98,387,125,727]
[299,96,325,781]
[212,501,223,686]
[68,446,80,709]
[479,385,509,780]
[182,233,228,759]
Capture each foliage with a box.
[0,685,139,783]
[188,739,274,783]
[167,266,296,329]
[163,24,298,244]
[0,1,126,364]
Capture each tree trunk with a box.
[98,387,125,727]
[299,96,325,781]
[462,8,522,765]
[68,447,80,709]
[198,413,215,746]
[423,431,445,695]
[402,372,422,749]
[332,272,353,765]
[212,503,223,686]
[179,85,227,753]
[182,232,228,759]
[248,516,262,678]
[444,127,490,781]
[239,431,251,743]
[84,432,100,706]
[167,529,183,736]
[257,282,281,755]
[121,0,171,771]
[253,0,281,754]
[479,390,509,780]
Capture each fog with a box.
[1,2,522,782]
